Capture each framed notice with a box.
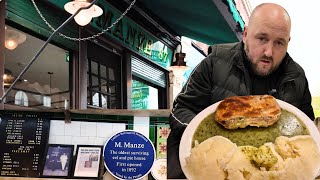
[41,144,74,178]
[73,145,103,178]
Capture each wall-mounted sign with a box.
[104,131,155,180]
[92,1,173,68]
[0,113,50,177]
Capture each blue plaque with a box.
[104,131,155,180]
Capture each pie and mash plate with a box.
[179,99,320,178]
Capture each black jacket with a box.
[167,42,314,178]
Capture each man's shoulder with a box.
[284,54,306,75]
[208,42,241,54]
[207,42,243,63]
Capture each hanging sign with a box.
[104,131,155,180]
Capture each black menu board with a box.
[0,113,50,177]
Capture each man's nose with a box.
[264,42,273,58]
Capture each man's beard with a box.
[244,43,275,77]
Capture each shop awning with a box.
[47,0,245,45]
[135,0,245,45]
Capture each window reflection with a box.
[14,91,28,106]
[4,25,70,109]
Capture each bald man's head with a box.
[248,3,291,31]
[243,3,291,76]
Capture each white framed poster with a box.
[73,145,103,178]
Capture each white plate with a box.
[151,158,167,180]
[179,99,320,179]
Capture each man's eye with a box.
[275,41,284,46]
[258,37,267,42]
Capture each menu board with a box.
[0,113,50,177]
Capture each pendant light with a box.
[168,44,189,77]
[64,0,103,26]
[5,29,27,50]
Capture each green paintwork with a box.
[91,1,173,68]
[226,0,245,30]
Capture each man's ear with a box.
[243,26,248,42]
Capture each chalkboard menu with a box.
[0,113,50,177]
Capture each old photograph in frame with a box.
[41,144,74,178]
[73,145,103,178]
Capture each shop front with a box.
[1,0,175,111]
[0,0,174,179]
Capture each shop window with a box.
[131,80,158,110]
[87,60,121,108]
[4,25,70,109]
[87,42,122,109]
[131,56,168,109]
[92,92,107,107]
[14,91,28,106]
[43,96,51,108]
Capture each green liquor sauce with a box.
[192,109,309,147]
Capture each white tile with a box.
[55,135,65,144]
[48,135,56,144]
[112,123,126,134]
[64,136,72,144]
[72,136,89,145]
[96,137,108,145]
[88,137,98,145]
[81,122,97,137]
[49,120,65,136]
[65,121,81,136]
[97,122,113,137]
[133,116,150,138]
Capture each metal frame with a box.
[0,0,5,109]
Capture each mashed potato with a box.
[184,135,320,180]
[185,136,237,180]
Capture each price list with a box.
[0,113,50,177]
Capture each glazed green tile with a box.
[149,122,155,143]
[150,117,158,122]
[158,117,169,122]
[119,115,133,121]
[71,113,87,119]
[127,122,134,130]
[100,115,118,120]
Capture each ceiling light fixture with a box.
[64,0,103,26]
[5,29,27,50]
[3,69,16,86]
